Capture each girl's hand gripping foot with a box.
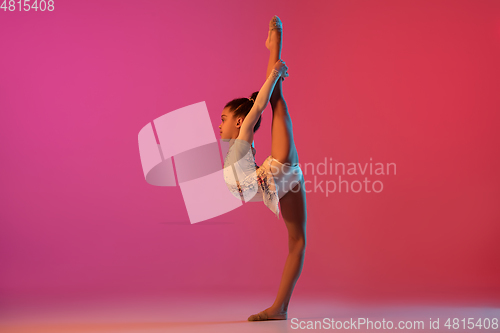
[273,59,289,81]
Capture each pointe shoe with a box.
[266,15,283,50]
[248,309,287,321]
[269,15,283,32]
[248,310,269,321]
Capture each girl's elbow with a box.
[255,103,266,112]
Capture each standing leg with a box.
[248,178,308,321]
[272,178,307,314]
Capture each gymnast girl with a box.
[219,15,307,321]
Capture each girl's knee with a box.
[270,95,287,109]
[289,237,306,255]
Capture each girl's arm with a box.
[237,60,288,143]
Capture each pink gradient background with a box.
[1,0,499,307]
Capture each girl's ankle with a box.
[271,304,288,313]
[269,43,282,53]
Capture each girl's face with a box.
[219,107,243,140]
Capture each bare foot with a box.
[265,15,283,50]
[248,306,288,321]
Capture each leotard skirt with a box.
[224,140,303,219]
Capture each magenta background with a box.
[1,0,499,304]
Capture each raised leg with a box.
[266,24,299,166]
